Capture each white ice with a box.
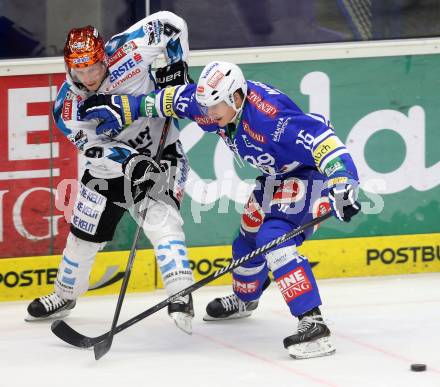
[1,273,440,387]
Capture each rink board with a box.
[0,245,234,302]
[1,232,439,301]
[0,250,156,302]
[2,53,440,258]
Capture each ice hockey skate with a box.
[283,307,336,359]
[25,292,76,321]
[203,293,259,321]
[204,277,271,321]
[168,294,194,334]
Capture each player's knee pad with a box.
[232,263,269,302]
[232,232,267,266]
[55,233,105,300]
[271,252,322,317]
[232,233,268,302]
[155,237,194,295]
[142,201,194,295]
[266,245,300,272]
[141,201,184,245]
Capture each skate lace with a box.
[297,315,324,334]
[40,292,66,312]
[172,295,190,305]
[220,294,240,312]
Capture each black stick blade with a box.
[51,320,102,348]
[94,336,114,360]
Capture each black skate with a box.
[204,277,271,321]
[283,307,336,359]
[204,294,258,321]
[26,292,76,321]
[168,294,194,335]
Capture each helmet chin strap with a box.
[228,92,246,125]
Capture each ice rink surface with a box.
[1,273,440,387]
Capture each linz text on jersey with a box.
[110,58,137,82]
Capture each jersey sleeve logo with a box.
[62,100,73,121]
[145,20,163,44]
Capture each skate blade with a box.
[24,309,72,322]
[203,311,253,322]
[170,312,193,335]
[286,336,336,359]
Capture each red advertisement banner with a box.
[0,74,77,258]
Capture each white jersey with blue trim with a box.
[53,11,188,178]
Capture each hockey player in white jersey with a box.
[25,11,195,334]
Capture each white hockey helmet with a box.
[196,61,247,113]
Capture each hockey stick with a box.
[92,117,172,360]
[51,211,332,354]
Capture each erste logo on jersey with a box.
[108,41,138,67]
[132,52,143,63]
[247,90,278,118]
[110,58,137,82]
[110,54,142,83]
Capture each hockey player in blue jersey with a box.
[79,61,361,359]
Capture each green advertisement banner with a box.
[108,54,440,251]
[1,54,439,257]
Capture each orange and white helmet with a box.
[64,26,106,70]
[196,61,247,115]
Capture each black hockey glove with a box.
[155,60,193,89]
[122,153,162,186]
[328,178,361,222]
[122,153,169,202]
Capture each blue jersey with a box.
[144,80,358,181]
